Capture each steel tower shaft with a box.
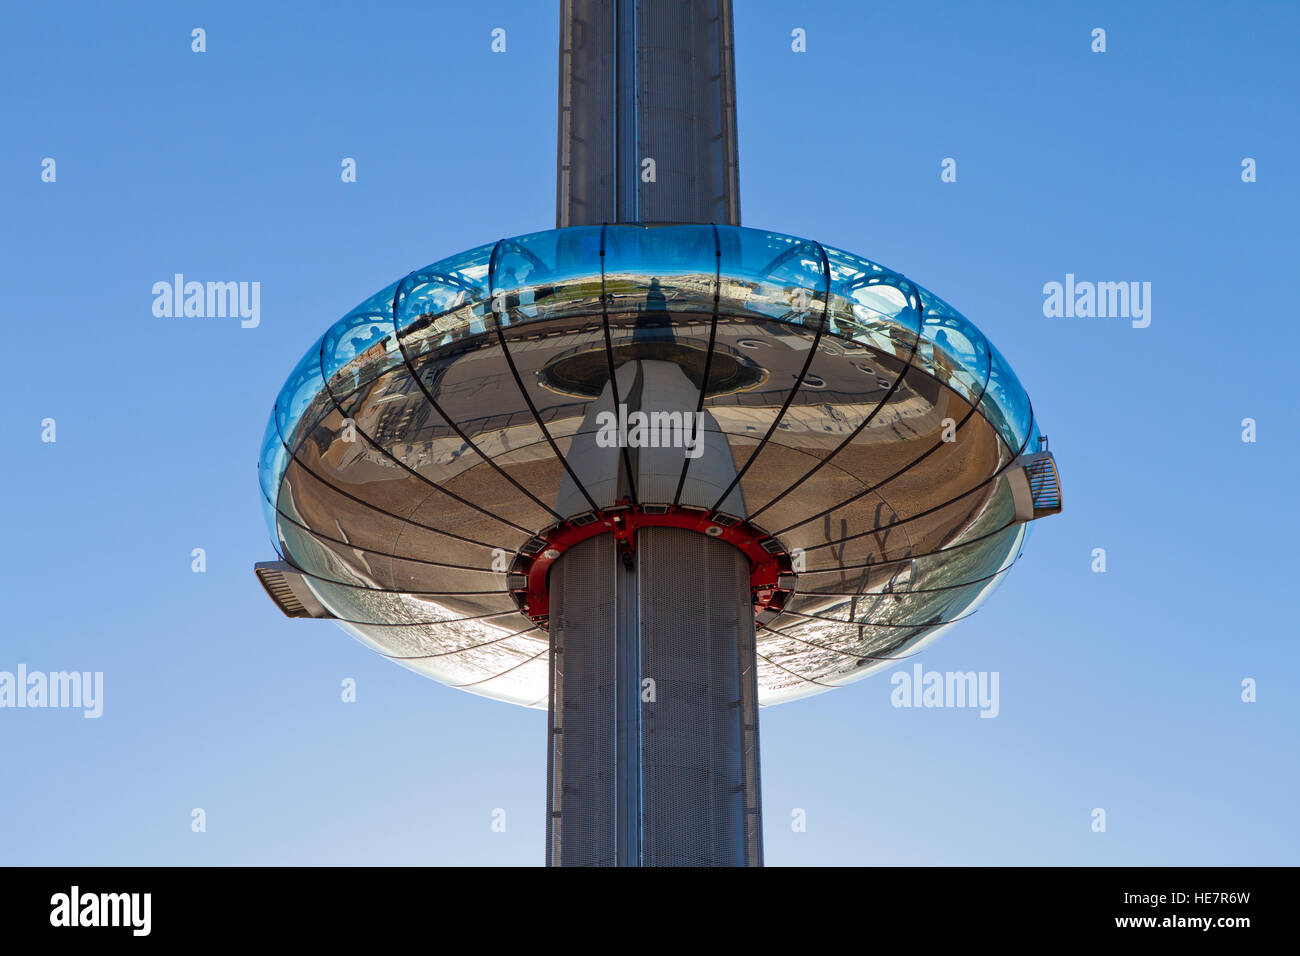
[556,0,740,227]
[548,0,758,866]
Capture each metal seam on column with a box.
[718,0,739,225]
[555,0,570,228]
[615,0,638,222]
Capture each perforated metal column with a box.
[557,0,741,226]
[547,527,762,867]
[546,535,617,866]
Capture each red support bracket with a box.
[508,503,797,629]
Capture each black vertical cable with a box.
[708,241,833,514]
[488,241,601,514]
[599,224,640,504]
[672,223,721,505]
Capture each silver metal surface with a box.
[557,0,741,226]
[547,527,760,866]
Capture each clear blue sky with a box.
[2,0,1296,865]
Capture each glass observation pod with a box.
[257,224,1060,707]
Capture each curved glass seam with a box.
[389,245,564,524]
[706,237,832,514]
[760,371,997,540]
[758,624,927,665]
[267,397,529,552]
[760,617,965,669]
[261,489,509,572]
[788,454,1026,553]
[485,242,603,515]
[671,222,723,506]
[380,627,545,663]
[271,335,541,545]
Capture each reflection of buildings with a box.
[256,0,1061,868]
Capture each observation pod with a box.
[255,0,1061,868]
[255,225,1062,863]
[258,224,1060,708]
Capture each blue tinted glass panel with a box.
[393,242,496,353]
[716,226,825,326]
[273,334,326,449]
[321,281,402,393]
[490,227,604,326]
[822,245,920,359]
[258,414,288,543]
[603,225,718,316]
[918,295,990,407]
[982,340,1032,451]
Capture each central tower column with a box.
[546,0,759,867]
[547,527,762,866]
[557,0,740,226]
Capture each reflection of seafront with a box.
[333,315,946,480]
[262,225,1054,708]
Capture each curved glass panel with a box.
[304,576,516,627]
[273,334,325,444]
[321,280,403,394]
[258,414,289,539]
[982,339,1033,452]
[823,246,921,360]
[393,242,496,354]
[917,294,991,408]
[603,224,718,316]
[391,635,551,707]
[490,226,604,326]
[716,226,826,326]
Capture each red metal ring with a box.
[508,503,796,628]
